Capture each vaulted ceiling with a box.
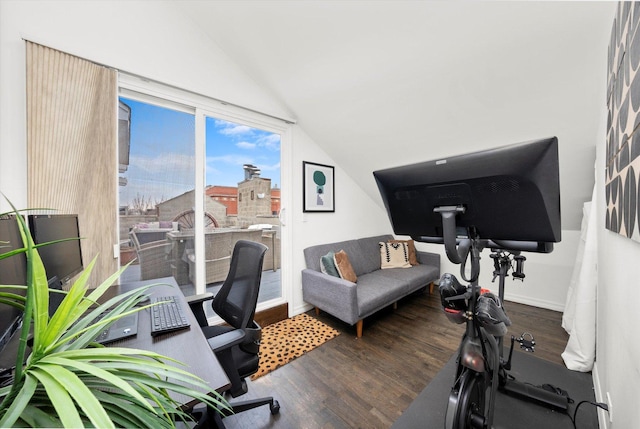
[179,1,616,230]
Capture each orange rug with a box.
[251,313,340,380]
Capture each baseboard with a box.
[254,302,288,327]
[592,361,609,429]
[292,302,313,317]
[504,293,566,312]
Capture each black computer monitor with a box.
[0,217,27,356]
[28,214,83,285]
[373,137,561,251]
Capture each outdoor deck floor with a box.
[119,264,282,305]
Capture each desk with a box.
[111,277,230,409]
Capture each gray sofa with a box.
[302,234,440,337]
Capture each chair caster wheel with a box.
[270,400,280,415]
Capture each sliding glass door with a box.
[117,76,291,318]
[202,115,282,305]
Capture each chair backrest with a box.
[129,230,142,251]
[213,240,268,330]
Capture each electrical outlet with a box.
[606,392,613,423]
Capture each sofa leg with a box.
[393,302,398,310]
[315,307,320,316]
[356,320,363,338]
[429,282,434,294]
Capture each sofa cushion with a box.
[334,250,358,283]
[356,234,394,274]
[375,263,440,293]
[388,239,419,265]
[379,241,411,269]
[320,251,340,277]
[355,272,408,318]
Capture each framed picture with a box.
[303,161,335,212]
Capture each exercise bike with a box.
[434,206,568,429]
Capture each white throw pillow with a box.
[379,241,411,269]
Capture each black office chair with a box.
[186,239,280,428]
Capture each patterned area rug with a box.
[251,313,340,380]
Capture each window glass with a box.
[118,97,196,293]
[203,116,282,306]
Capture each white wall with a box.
[290,126,393,314]
[593,103,640,428]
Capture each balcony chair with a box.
[186,240,280,427]
[129,229,172,281]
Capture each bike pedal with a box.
[516,332,535,352]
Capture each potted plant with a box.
[0,202,229,428]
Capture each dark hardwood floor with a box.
[220,288,570,429]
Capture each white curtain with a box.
[561,185,597,371]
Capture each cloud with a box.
[206,154,255,170]
[128,152,194,180]
[236,141,256,150]
[257,162,281,172]
[214,119,253,136]
[256,133,281,151]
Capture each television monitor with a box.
[28,214,83,285]
[0,217,27,357]
[373,137,561,251]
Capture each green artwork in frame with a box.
[303,161,335,212]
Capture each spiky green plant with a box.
[0,202,229,428]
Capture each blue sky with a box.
[119,97,280,207]
[205,117,281,188]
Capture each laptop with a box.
[46,276,139,344]
[94,312,139,345]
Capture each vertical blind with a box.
[26,41,118,287]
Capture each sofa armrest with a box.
[416,250,440,268]
[301,269,359,325]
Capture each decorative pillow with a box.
[320,251,340,278]
[388,239,419,265]
[334,250,358,283]
[159,220,173,229]
[379,241,411,269]
[136,223,149,229]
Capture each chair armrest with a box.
[187,252,231,264]
[301,269,359,325]
[136,241,172,261]
[186,292,215,327]
[185,292,214,306]
[207,329,246,353]
[139,240,171,251]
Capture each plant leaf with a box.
[32,364,114,429]
[30,367,86,428]
[0,373,37,428]
[40,355,154,412]
[14,403,62,428]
